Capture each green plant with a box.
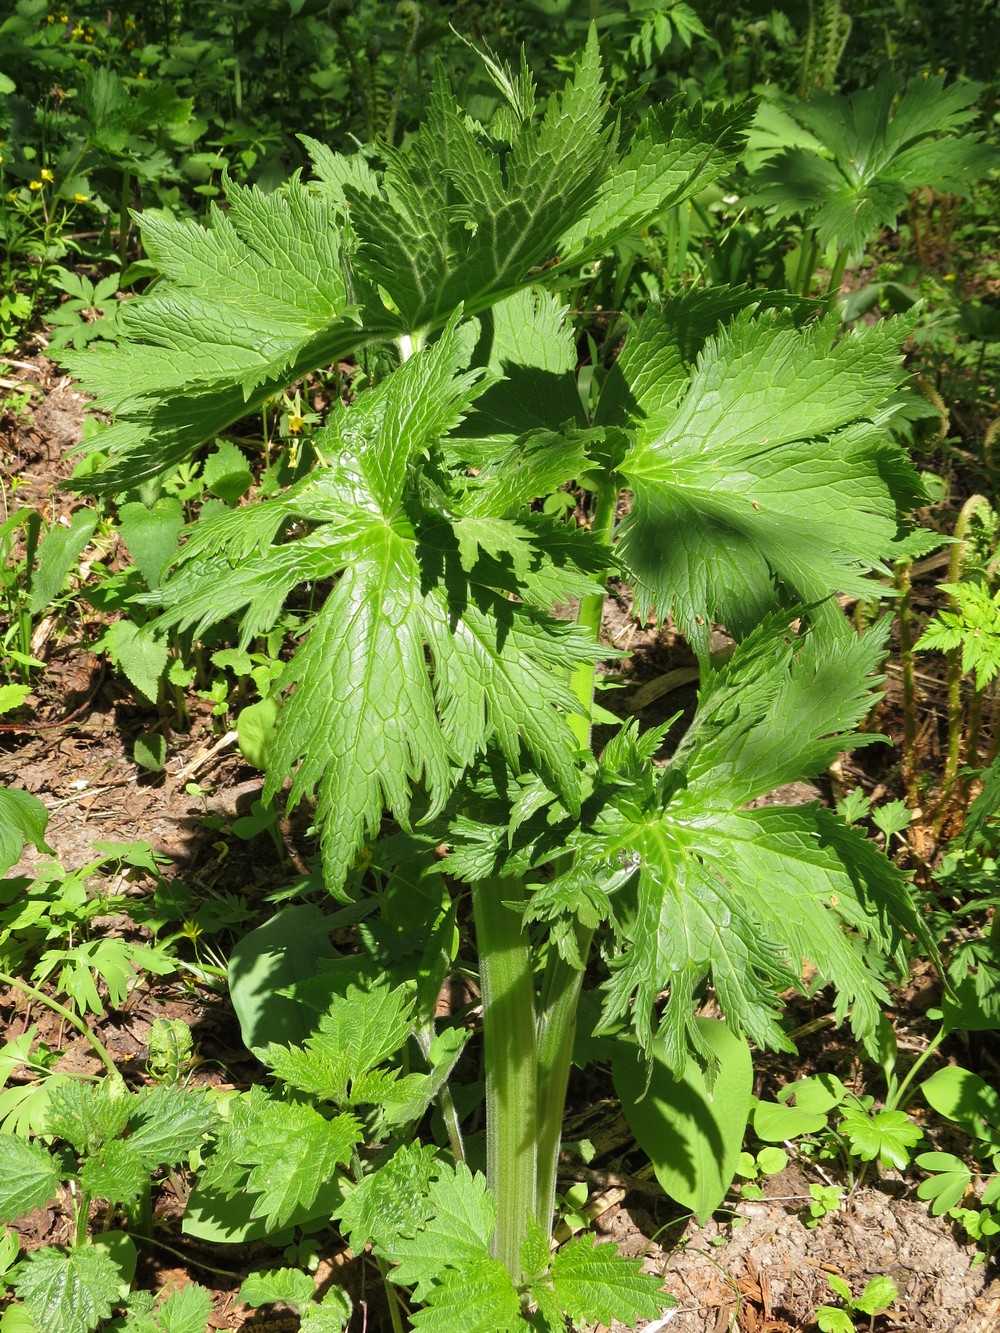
[744,73,999,302]
[916,1063,1000,1256]
[733,1145,788,1201]
[814,1274,900,1333]
[804,1182,844,1227]
[914,494,1000,817]
[0,1080,216,1333]
[754,1072,925,1181]
[61,34,931,1326]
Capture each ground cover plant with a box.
[1,3,1000,1331]
[13,27,938,1331]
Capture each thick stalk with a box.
[534,920,593,1234]
[536,481,618,1229]
[472,879,538,1285]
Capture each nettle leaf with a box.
[262,980,415,1105]
[126,1085,217,1168]
[15,1245,121,1333]
[79,1140,146,1204]
[239,1267,315,1309]
[407,1257,522,1333]
[144,1281,214,1333]
[547,1233,668,1326]
[46,1082,132,1158]
[0,1136,62,1222]
[382,1163,498,1302]
[222,1091,360,1231]
[585,619,922,1068]
[337,1143,438,1251]
[299,1289,353,1332]
[615,307,916,653]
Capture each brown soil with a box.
[2,356,1000,1331]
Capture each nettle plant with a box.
[64,35,928,1330]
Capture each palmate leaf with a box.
[66,33,747,497]
[745,73,998,255]
[153,327,603,891]
[562,619,924,1071]
[611,304,918,653]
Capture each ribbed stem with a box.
[536,480,618,1230]
[472,879,537,1285]
[535,920,593,1234]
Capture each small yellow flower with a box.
[47,12,55,20]
[40,168,54,183]
[944,273,956,282]
[0,155,4,166]
[71,24,83,37]
[124,16,136,29]
[59,12,68,20]
[288,414,304,434]
[73,191,88,203]
[28,180,42,191]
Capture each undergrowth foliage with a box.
[51,31,933,1332]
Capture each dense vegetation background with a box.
[0,2,999,1331]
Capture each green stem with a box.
[824,245,850,313]
[118,168,131,269]
[472,878,537,1285]
[0,970,124,1087]
[935,494,992,828]
[534,920,593,1236]
[795,233,820,298]
[536,480,619,1231]
[567,480,619,749]
[895,560,918,804]
[75,1188,92,1247]
[892,1026,946,1112]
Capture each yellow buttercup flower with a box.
[28,180,42,191]
[73,191,88,203]
[40,169,54,183]
[288,414,304,434]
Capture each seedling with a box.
[814,1274,900,1333]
